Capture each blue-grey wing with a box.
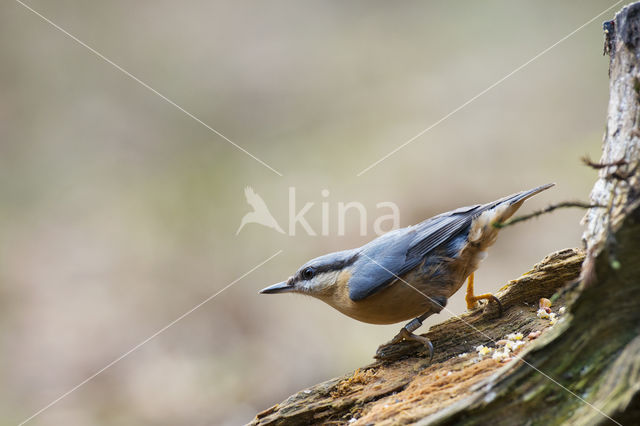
[348,184,554,302]
[348,232,414,301]
[348,204,481,301]
[405,204,480,259]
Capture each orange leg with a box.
[465,273,503,316]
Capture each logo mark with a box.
[236,186,400,237]
[236,186,285,235]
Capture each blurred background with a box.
[0,0,617,424]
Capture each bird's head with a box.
[260,250,358,297]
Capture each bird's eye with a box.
[302,267,315,280]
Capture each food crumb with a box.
[476,345,491,358]
[492,349,510,362]
[537,308,550,319]
[506,332,524,341]
[539,298,552,309]
[528,330,542,340]
[505,340,525,351]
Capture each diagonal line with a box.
[359,253,622,426]
[14,0,283,177]
[18,250,283,426]
[357,0,624,177]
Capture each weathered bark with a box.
[251,249,585,425]
[250,3,640,424]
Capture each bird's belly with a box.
[319,251,484,325]
[330,282,437,324]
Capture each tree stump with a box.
[250,3,640,424]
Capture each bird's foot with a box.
[466,292,503,317]
[376,319,434,362]
[389,318,422,343]
[465,272,503,317]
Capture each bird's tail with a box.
[466,183,554,249]
[489,183,555,224]
[503,183,555,205]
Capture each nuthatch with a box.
[260,184,553,359]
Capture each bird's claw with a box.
[467,294,503,317]
[398,329,434,363]
[489,294,503,317]
[377,327,434,362]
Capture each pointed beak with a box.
[259,280,295,294]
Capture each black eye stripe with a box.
[298,253,359,281]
